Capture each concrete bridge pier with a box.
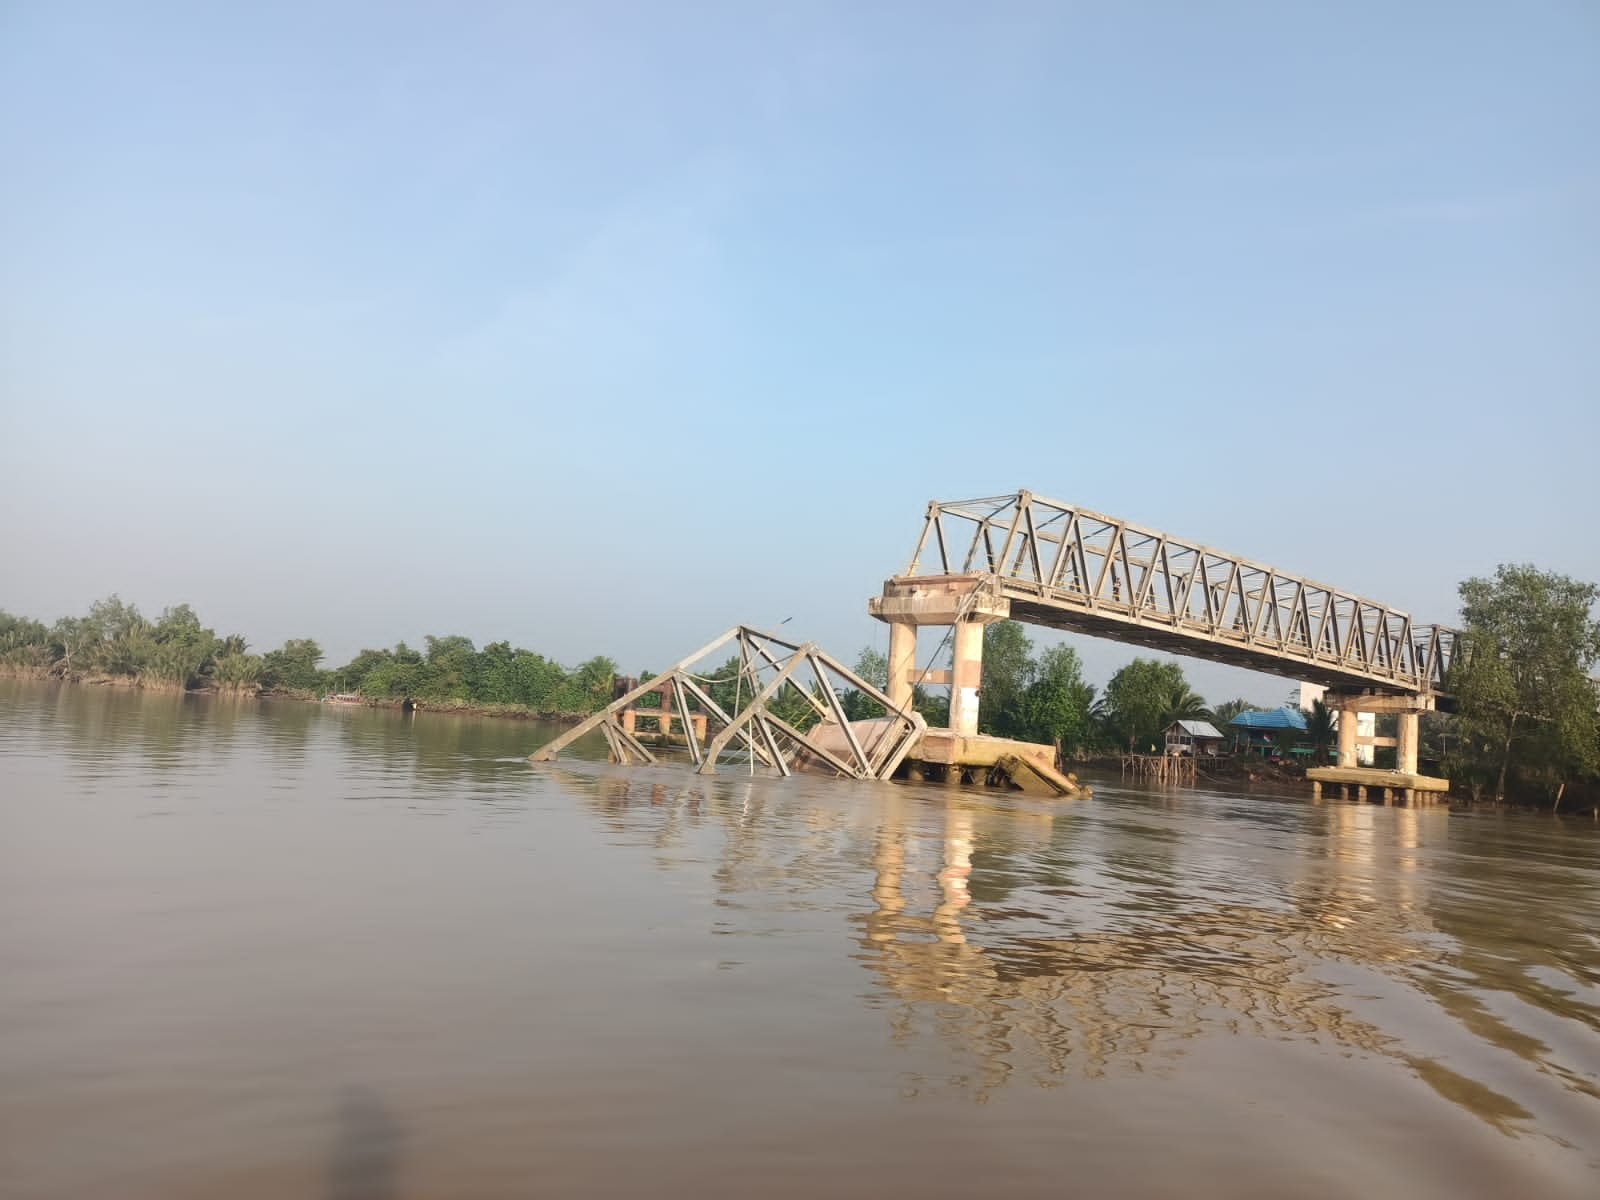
[869,575,1011,737]
[950,613,1008,735]
[1314,689,1442,807]
[1330,691,1429,771]
[886,620,918,714]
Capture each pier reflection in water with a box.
[2,680,1597,1199]
[552,763,1599,1150]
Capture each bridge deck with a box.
[898,491,1457,697]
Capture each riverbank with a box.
[0,669,593,725]
[1074,752,1305,788]
[0,667,233,697]
[297,692,589,724]
[1073,750,1598,815]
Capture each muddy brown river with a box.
[2,678,1597,1198]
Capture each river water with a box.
[1,678,1597,1198]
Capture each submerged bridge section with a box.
[871,490,1458,787]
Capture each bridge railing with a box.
[905,491,1457,694]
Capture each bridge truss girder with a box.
[904,491,1456,696]
[529,625,926,780]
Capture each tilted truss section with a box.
[905,491,1457,695]
[529,625,926,779]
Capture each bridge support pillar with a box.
[1396,711,1419,776]
[949,617,989,736]
[1330,690,1433,770]
[886,620,917,713]
[1337,704,1359,768]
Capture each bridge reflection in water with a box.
[546,762,1597,1154]
[851,793,1447,1103]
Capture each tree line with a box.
[0,596,621,716]
[3,561,1595,807]
[972,622,1239,756]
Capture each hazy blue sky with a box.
[3,1,1596,703]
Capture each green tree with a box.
[73,595,154,676]
[211,652,264,689]
[261,638,326,694]
[1303,698,1336,762]
[854,646,888,691]
[0,611,51,670]
[84,594,144,646]
[144,604,220,688]
[562,655,619,713]
[1101,658,1198,752]
[94,616,155,676]
[474,641,518,705]
[1161,681,1209,727]
[329,647,392,694]
[424,634,479,700]
[357,644,425,698]
[1210,698,1255,727]
[978,620,1036,737]
[215,633,248,658]
[0,610,48,654]
[769,680,828,732]
[1210,697,1256,751]
[1015,644,1096,752]
[839,646,890,721]
[48,616,88,673]
[1452,565,1600,807]
[913,689,949,728]
[509,651,567,712]
[704,655,742,716]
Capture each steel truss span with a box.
[529,624,926,779]
[904,491,1456,695]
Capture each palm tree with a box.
[1304,699,1336,762]
[1210,697,1259,753]
[1210,697,1254,727]
[1162,683,1209,727]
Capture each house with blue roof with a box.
[1227,707,1308,758]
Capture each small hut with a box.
[1164,719,1225,757]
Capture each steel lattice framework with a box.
[903,491,1456,695]
[530,625,926,779]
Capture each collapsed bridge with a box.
[871,490,1458,791]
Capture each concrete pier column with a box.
[1397,711,1419,776]
[869,575,1010,734]
[949,619,986,736]
[1337,703,1359,768]
[886,621,918,714]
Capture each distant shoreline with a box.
[0,669,586,725]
